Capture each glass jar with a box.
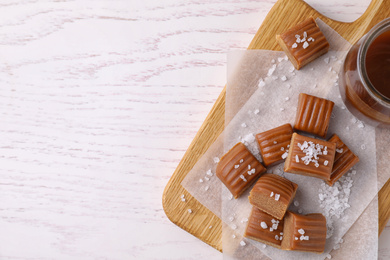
[339,18,390,127]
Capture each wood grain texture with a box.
[162,0,390,254]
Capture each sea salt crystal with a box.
[241,123,247,128]
[213,157,220,163]
[274,194,280,201]
[240,240,246,246]
[204,176,209,181]
[298,228,305,235]
[232,234,236,239]
[294,200,299,207]
[205,186,209,191]
[282,152,288,159]
[229,216,235,222]
[258,79,266,88]
[240,175,247,182]
[254,109,260,115]
[285,97,290,101]
[281,75,287,81]
[231,224,237,230]
[302,41,309,49]
[199,179,203,183]
[234,165,240,169]
[295,237,298,240]
[239,159,244,163]
[261,222,268,229]
[267,64,277,76]
[324,57,330,64]
[188,209,192,213]
[243,133,255,144]
[324,160,329,166]
[278,57,284,62]
[241,218,248,223]
[206,169,213,176]
[270,191,274,197]
[295,155,300,163]
[275,235,279,240]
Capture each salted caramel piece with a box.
[281,211,327,253]
[255,124,293,167]
[249,173,298,220]
[294,93,334,138]
[276,17,329,70]
[216,142,266,198]
[244,206,285,249]
[326,134,359,186]
[284,133,336,181]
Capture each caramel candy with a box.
[276,17,329,70]
[249,173,298,220]
[326,134,359,186]
[216,142,266,198]
[294,93,334,138]
[284,133,336,181]
[255,124,293,167]
[244,206,285,249]
[281,211,327,253]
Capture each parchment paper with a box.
[181,19,389,259]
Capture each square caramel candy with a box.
[216,142,266,199]
[326,134,359,186]
[294,93,334,138]
[244,206,285,249]
[281,211,327,254]
[276,17,329,70]
[255,123,293,167]
[284,133,336,181]
[248,173,298,220]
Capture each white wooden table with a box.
[0,0,388,259]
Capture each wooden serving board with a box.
[162,0,390,252]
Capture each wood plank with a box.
[163,0,390,252]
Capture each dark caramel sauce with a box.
[365,30,390,99]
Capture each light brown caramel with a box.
[255,124,293,167]
[326,134,359,186]
[249,173,298,220]
[284,133,336,181]
[216,142,266,198]
[294,93,334,138]
[281,211,327,253]
[244,206,285,249]
[276,17,329,70]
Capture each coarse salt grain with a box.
[285,97,290,101]
[298,228,305,235]
[206,169,213,176]
[324,160,329,166]
[303,41,309,49]
[199,179,203,183]
[275,235,279,240]
[258,79,266,87]
[261,222,268,229]
[254,109,260,115]
[234,165,240,169]
[209,225,213,229]
[213,157,220,163]
[231,224,237,230]
[292,43,298,48]
[324,57,330,64]
[188,209,192,213]
[241,218,248,223]
[232,234,236,239]
[240,175,247,182]
[336,148,343,153]
[274,194,280,201]
[248,165,251,170]
[270,191,274,197]
[205,186,209,191]
[295,155,300,163]
[282,152,288,159]
[241,123,247,128]
[295,237,298,240]
[294,200,299,207]
[281,75,287,81]
[240,241,246,246]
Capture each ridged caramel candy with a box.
[294,93,334,138]
[216,142,266,198]
[326,134,359,186]
[284,133,336,181]
[244,206,285,249]
[281,211,327,254]
[255,124,293,167]
[249,173,298,220]
[276,17,329,70]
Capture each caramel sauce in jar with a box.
[339,18,390,127]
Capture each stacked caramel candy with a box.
[216,17,360,254]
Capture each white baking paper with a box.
[181,19,389,259]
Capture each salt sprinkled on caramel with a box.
[260,221,268,229]
[274,194,280,201]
